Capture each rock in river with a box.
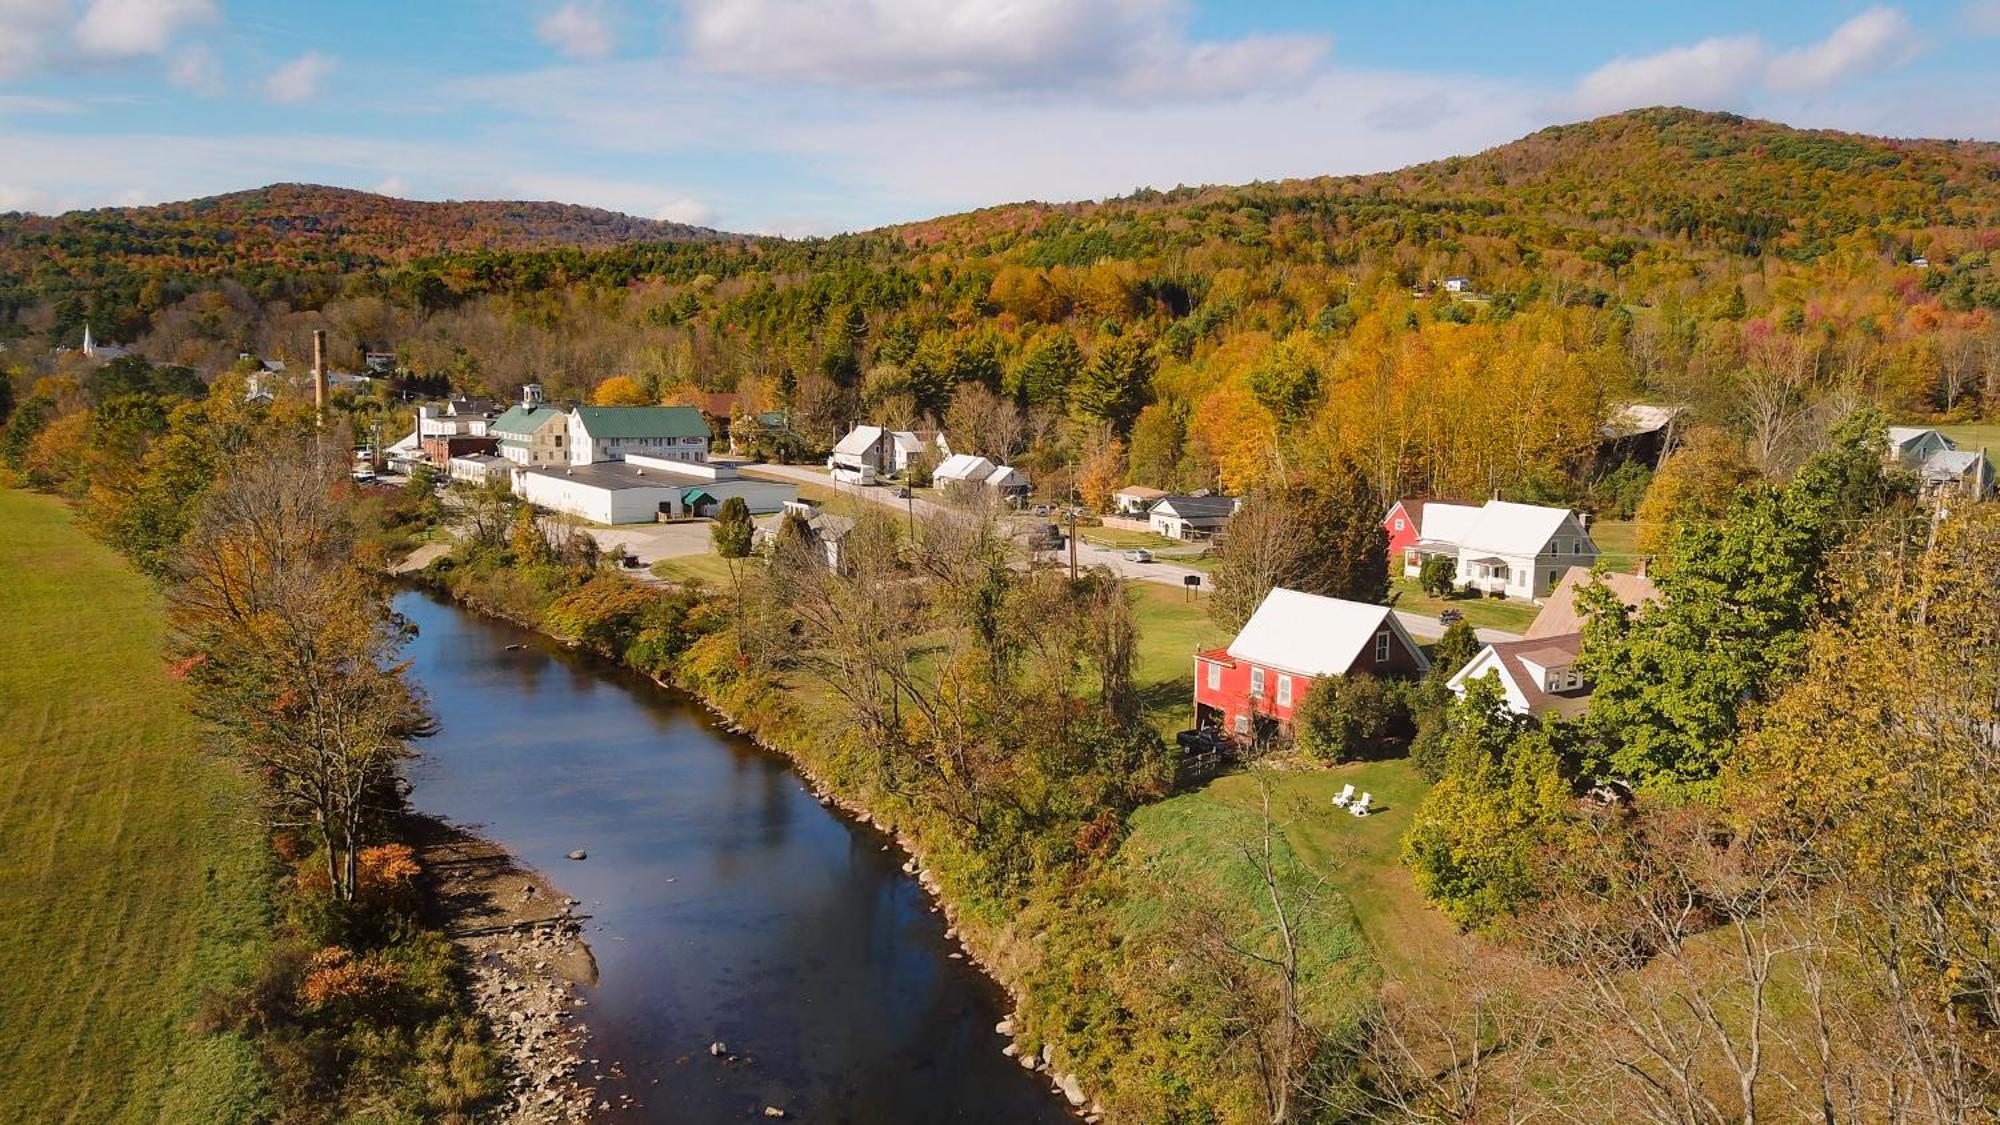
[566,850,587,861]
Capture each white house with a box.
[447,453,512,484]
[418,397,499,438]
[1886,426,1995,499]
[754,500,856,572]
[932,454,1031,498]
[566,405,709,466]
[1447,634,1592,720]
[829,425,943,478]
[1447,567,1661,720]
[1149,495,1236,540]
[515,453,794,525]
[1113,485,1167,515]
[1404,500,1596,602]
[1442,276,1471,293]
[1887,426,1956,467]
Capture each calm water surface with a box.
[397,590,1070,1124]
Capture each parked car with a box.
[1176,728,1228,755]
[349,467,377,484]
[1031,504,1051,516]
[1439,608,1464,625]
[893,486,911,499]
[1124,548,1153,563]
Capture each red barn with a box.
[1193,588,1429,743]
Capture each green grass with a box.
[1934,421,2000,451]
[1121,759,1470,1002]
[1078,526,1179,551]
[0,491,271,1123]
[1127,581,1227,737]
[1587,518,1646,572]
[649,551,749,587]
[1387,576,1542,634]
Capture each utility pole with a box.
[1068,508,1078,582]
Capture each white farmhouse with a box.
[829,425,943,478]
[1405,500,1596,602]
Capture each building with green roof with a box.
[566,405,711,466]
[491,404,570,466]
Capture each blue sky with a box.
[2,1,1996,233]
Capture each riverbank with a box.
[403,815,606,1123]
[401,549,1101,1119]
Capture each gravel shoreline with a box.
[406,816,628,1123]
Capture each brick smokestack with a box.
[311,329,328,418]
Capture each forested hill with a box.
[891,108,2000,260]
[0,183,730,301]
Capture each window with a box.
[1375,632,1391,662]
[1393,516,1404,531]
[1549,569,1558,588]
[1233,714,1249,735]
[1206,661,1221,691]
[1276,675,1293,707]
[1250,667,1266,697]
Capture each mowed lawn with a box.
[1128,581,1228,737]
[1935,421,2000,451]
[0,492,270,1123]
[1121,759,1471,1010]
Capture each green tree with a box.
[1211,468,1390,630]
[1071,334,1154,435]
[1292,673,1394,763]
[1418,553,1457,597]
[1577,485,1828,795]
[1402,677,1577,928]
[1013,332,1083,409]
[1126,400,1188,489]
[710,495,754,559]
[1246,334,1322,424]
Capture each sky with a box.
[1,0,1997,235]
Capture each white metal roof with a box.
[1459,501,1576,557]
[888,430,926,453]
[832,425,884,456]
[1887,426,1943,449]
[1225,588,1406,678]
[1417,502,1480,545]
[935,453,997,480]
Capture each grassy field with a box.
[1078,525,1179,551]
[649,551,748,587]
[1934,421,2000,451]
[1387,576,1542,634]
[1121,758,1469,1002]
[0,491,270,1123]
[1128,581,1226,737]
[1587,517,1646,572]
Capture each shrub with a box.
[1292,674,1395,763]
[1418,553,1457,597]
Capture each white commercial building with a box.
[515,453,795,525]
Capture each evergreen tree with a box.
[1071,334,1154,435]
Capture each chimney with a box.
[311,329,328,419]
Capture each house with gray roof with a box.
[1149,494,1237,540]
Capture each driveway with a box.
[584,521,715,568]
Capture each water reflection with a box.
[397,590,1069,1123]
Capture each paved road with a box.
[738,464,1526,643]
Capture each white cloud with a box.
[374,175,412,197]
[265,52,335,103]
[0,0,71,81]
[678,0,1330,99]
[74,0,217,58]
[1563,8,1923,116]
[537,0,614,60]
[1564,35,1766,116]
[1765,7,1918,93]
[653,197,718,226]
[167,45,222,93]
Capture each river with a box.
[396,589,1072,1123]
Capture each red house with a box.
[1194,588,1429,743]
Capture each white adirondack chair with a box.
[1331,783,1355,808]
[1348,792,1373,817]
